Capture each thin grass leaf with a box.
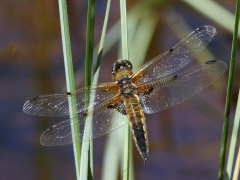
[120,0,129,60]
[102,127,124,180]
[227,88,240,180]
[95,0,111,74]
[91,1,115,179]
[119,0,130,179]
[129,10,159,71]
[85,0,96,87]
[232,146,240,180]
[80,0,96,179]
[58,0,81,179]
[218,1,240,179]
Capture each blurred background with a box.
[0,0,239,179]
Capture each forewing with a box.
[137,60,227,114]
[132,25,217,85]
[40,95,128,145]
[23,83,119,117]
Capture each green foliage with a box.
[58,0,81,179]
[221,0,240,179]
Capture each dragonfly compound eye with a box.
[111,59,133,74]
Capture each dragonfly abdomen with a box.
[124,94,149,164]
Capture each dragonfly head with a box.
[112,59,133,81]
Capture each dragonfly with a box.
[23,25,227,165]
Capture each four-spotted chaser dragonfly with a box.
[23,25,227,164]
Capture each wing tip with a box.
[23,96,40,114]
[28,96,40,102]
[40,118,81,146]
[196,25,217,37]
[203,60,228,79]
[205,60,228,70]
[40,127,53,146]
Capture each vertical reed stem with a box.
[58,0,81,179]
[218,0,240,179]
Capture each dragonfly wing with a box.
[137,60,227,114]
[40,95,128,145]
[132,25,217,85]
[23,82,119,117]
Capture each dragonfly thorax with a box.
[117,77,136,97]
[112,60,136,96]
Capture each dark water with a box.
[0,0,237,180]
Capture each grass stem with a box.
[218,0,240,179]
[119,0,130,179]
[58,0,81,179]
[80,0,96,179]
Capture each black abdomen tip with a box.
[144,157,148,165]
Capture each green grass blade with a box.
[80,0,96,179]
[58,0,81,179]
[95,0,111,73]
[85,0,96,86]
[92,2,113,177]
[102,127,124,180]
[218,1,240,179]
[129,12,158,71]
[120,0,129,60]
[227,88,240,179]
[123,124,130,180]
[232,146,240,180]
[119,0,130,179]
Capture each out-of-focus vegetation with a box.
[0,0,239,180]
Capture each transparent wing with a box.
[137,60,227,114]
[132,25,217,85]
[23,82,119,117]
[40,95,128,145]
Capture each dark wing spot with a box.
[196,26,205,31]
[67,92,72,95]
[169,48,173,53]
[107,101,126,115]
[82,112,88,117]
[29,96,39,102]
[107,104,114,109]
[139,87,154,104]
[173,75,178,80]
[148,87,154,93]
[205,60,217,64]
